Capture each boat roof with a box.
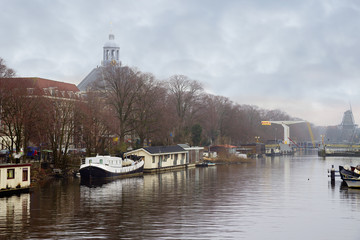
[0,163,31,168]
[126,145,187,156]
[86,155,122,159]
[144,145,186,154]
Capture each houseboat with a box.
[0,164,31,196]
[178,144,204,167]
[79,155,144,179]
[124,145,189,173]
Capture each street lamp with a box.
[320,135,325,145]
[255,136,260,143]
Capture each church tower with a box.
[78,33,121,91]
[102,33,120,66]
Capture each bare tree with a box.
[0,86,38,162]
[132,73,167,147]
[40,97,77,169]
[167,75,203,143]
[0,58,15,78]
[98,64,145,143]
[75,92,114,156]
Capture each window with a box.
[23,168,28,181]
[7,169,15,179]
[152,156,155,163]
[27,88,34,94]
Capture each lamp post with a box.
[320,135,325,146]
[255,136,260,143]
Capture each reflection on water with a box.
[3,155,360,239]
[0,193,30,238]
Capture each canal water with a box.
[1,153,360,239]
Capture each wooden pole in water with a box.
[331,165,335,182]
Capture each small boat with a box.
[79,155,144,179]
[265,147,281,156]
[195,161,216,167]
[339,165,360,188]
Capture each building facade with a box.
[0,77,80,154]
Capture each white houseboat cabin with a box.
[177,144,204,166]
[125,145,188,173]
[0,164,31,195]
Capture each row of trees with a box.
[82,63,317,149]
[0,58,318,168]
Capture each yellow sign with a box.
[261,121,271,126]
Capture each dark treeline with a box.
[0,58,318,167]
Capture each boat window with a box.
[89,159,92,164]
[23,168,28,181]
[152,156,155,163]
[7,169,15,179]
[100,159,103,164]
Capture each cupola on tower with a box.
[102,33,120,66]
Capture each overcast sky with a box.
[1,0,360,126]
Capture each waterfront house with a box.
[125,145,188,173]
[0,164,31,195]
[239,143,265,156]
[210,144,238,155]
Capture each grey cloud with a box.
[2,0,360,125]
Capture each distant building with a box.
[77,33,120,92]
[210,144,237,155]
[238,143,265,155]
[339,109,357,143]
[325,109,359,144]
[0,77,79,97]
[0,77,80,150]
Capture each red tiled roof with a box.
[0,77,79,92]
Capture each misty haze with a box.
[1,1,360,239]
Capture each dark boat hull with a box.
[339,166,360,188]
[79,165,144,179]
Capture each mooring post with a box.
[331,165,335,182]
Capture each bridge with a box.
[261,120,316,155]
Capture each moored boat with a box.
[339,165,360,188]
[195,161,216,167]
[79,155,144,179]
